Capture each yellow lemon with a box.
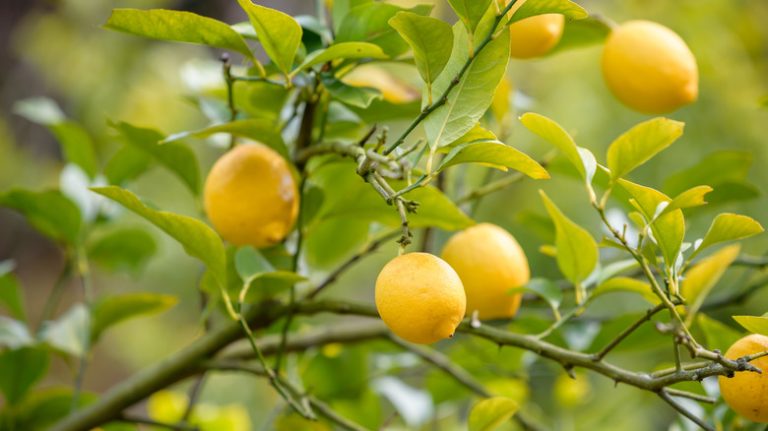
[509,14,565,59]
[718,334,768,423]
[204,143,298,248]
[602,20,698,114]
[375,253,466,344]
[441,223,530,320]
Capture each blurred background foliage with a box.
[0,0,767,430]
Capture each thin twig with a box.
[592,303,668,361]
[305,230,400,300]
[665,388,716,404]
[658,389,714,431]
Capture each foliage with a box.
[1,1,767,430]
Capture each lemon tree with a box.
[1,1,767,431]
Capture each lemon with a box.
[602,20,698,114]
[718,334,768,423]
[509,14,565,59]
[204,143,298,248]
[441,223,530,320]
[375,253,466,344]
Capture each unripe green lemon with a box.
[375,253,466,344]
[509,14,565,59]
[718,334,768,423]
[204,143,298,248]
[441,223,529,320]
[602,20,698,114]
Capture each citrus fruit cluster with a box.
[376,223,530,344]
[509,10,698,113]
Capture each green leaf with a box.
[550,15,611,54]
[424,23,510,149]
[606,118,684,180]
[104,9,256,63]
[0,265,26,321]
[694,213,764,257]
[0,189,82,244]
[618,179,684,268]
[733,315,768,336]
[519,113,594,184]
[0,316,34,349]
[336,3,433,58]
[294,42,387,74]
[388,12,453,87]
[697,314,742,353]
[40,304,90,357]
[322,74,382,108]
[236,0,302,75]
[162,119,289,159]
[91,186,227,295]
[437,141,549,179]
[539,190,598,285]
[87,228,157,274]
[509,0,588,23]
[112,121,200,195]
[592,277,658,305]
[468,396,519,431]
[682,244,740,321]
[91,293,177,343]
[0,347,49,406]
[447,0,493,34]
[14,98,98,178]
[661,185,713,215]
[104,146,153,186]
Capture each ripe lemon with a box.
[602,20,698,114]
[718,334,768,423]
[509,14,565,59]
[204,143,298,248]
[375,253,466,344]
[441,223,530,320]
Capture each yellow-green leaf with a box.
[437,141,549,179]
[606,118,684,180]
[520,113,595,185]
[468,397,518,431]
[693,213,764,258]
[682,244,740,321]
[236,0,302,75]
[733,315,768,336]
[104,9,256,63]
[389,12,453,86]
[293,42,387,75]
[540,190,598,285]
[661,185,713,215]
[91,293,177,343]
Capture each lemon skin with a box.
[375,253,466,344]
[719,334,768,423]
[509,14,565,59]
[441,223,530,320]
[602,20,698,114]
[204,143,298,248]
